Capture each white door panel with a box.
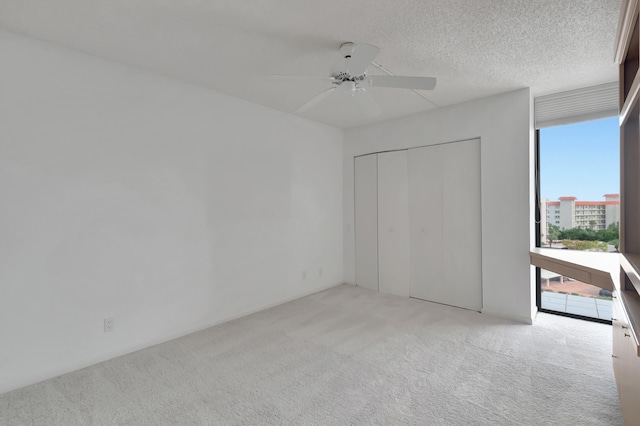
[408,144,444,301]
[441,139,482,310]
[377,151,410,297]
[409,139,482,310]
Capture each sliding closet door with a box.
[408,144,444,303]
[442,139,482,310]
[409,139,482,310]
[377,151,410,297]
[354,154,378,291]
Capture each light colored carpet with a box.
[0,284,622,425]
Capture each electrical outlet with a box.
[319,268,323,276]
[302,271,307,280]
[104,317,114,333]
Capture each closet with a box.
[354,139,482,311]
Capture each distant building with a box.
[541,194,620,237]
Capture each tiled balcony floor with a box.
[541,291,612,320]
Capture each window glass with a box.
[538,117,619,320]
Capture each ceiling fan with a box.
[270,42,436,116]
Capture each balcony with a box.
[531,249,619,321]
[540,270,612,320]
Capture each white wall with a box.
[0,30,344,394]
[344,89,535,323]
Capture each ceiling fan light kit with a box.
[271,42,437,116]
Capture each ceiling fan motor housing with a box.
[339,42,356,59]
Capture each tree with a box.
[598,222,619,243]
[555,223,619,248]
[609,239,620,251]
[558,227,598,241]
[547,224,561,246]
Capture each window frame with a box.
[535,128,613,325]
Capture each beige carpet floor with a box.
[0,284,622,425]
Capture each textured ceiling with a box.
[0,0,622,128]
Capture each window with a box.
[537,117,619,321]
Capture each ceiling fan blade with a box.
[367,75,437,90]
[269,75,336,82]
[353,88,381,116]
[346,43,380,76]
[295,87,337,113]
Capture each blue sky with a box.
[540,117,619,202]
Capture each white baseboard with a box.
[481,308,535,325]
[0,281,344,395]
